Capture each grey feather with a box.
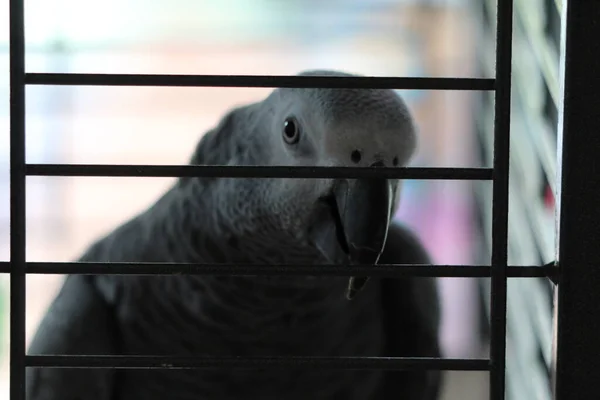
[27,69,442,400]
[26,275,118,400]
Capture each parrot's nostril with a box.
[350,150,362,164]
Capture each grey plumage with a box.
[26,70,442,400]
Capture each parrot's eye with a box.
[283,117,300,145]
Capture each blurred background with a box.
[0,0,561,398]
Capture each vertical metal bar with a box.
[9,0,27,398]
[490,0,513,399]
[554,0,600,399]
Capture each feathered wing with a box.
[25,105,250,400]
[379,221,443,399]
[26,275,118,400]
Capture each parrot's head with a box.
[251,70,418,295]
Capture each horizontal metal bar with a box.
[0,262,558,279]
[25,355,489,371]
[25,73,496,91]
[25,164,493,180]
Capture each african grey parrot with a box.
[26,70,442,400]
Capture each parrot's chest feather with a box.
[110,273,388,400]
[94,205,390,399]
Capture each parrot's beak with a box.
[333,179,392,265]
[309,178,393,299]
[334,179,392,300]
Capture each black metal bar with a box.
[9,0,26,398]
[0,262,559,279]
[554,1,600,399]
[490,0,514,399]
[0,261,558,279]
[26,355,490,371]
[1,262,562,278]
[25,73,496,91]
[25,164,493,180]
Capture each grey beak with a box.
[334,179,392,299]
[309,178,393,299]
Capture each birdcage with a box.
[6,0,599,399]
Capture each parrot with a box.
[26,70,443,400]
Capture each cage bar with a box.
[9,0,27,398]
[0,262,558,278]
[25,73,495,91]
[554,0,600,399]
[26,355,490,371]
[490,0,514,399]
[25,164,492,180]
